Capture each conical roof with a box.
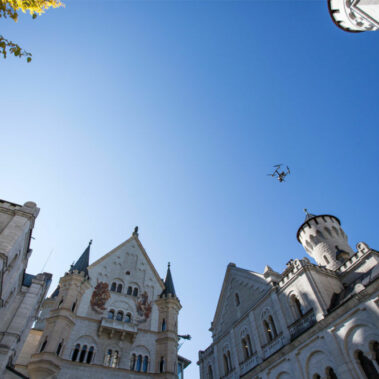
[160,263,176,298]
[70,240,91,277]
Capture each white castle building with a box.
[327,0,379,32]
[12,228,190,378]
[198,211,379,379]
[0,199,52,378]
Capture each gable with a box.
[88,235,164,296]
[212,265,270,337]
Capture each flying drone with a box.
[268,164,290,182]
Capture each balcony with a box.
[239,353,260,376]
[289,309,316,341]
[262,333,285,359]
[98,318,138,342]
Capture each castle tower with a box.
[297,210,354,270]
[27,242,92,379]
[155,263,181,378]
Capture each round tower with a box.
[297,210,354,270]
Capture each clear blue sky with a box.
[1,1,378,377]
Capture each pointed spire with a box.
[304,208,316,221]
[160,262,176,298]
[70,240,91,277]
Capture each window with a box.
[326,367,338,379]
[160,357,165,373]
[116,311,123,321]
[162,318,166,331]
[127,286,132,295]
[208,365,214,379]
[223,353,230,374]
[56,339,63,356]
[356,350,379,378]
[58,298,64,308]
[86,346,94,364]
[235,293,240,306]
[125,271,130,275]
[263,320,273,342]
[72,301,77,312]
[79,345,87,363]
[110,282,116,292]
[72,344,80,361]
[290,295,303,319]
[117,284,123,293]
[104,349,112,366]
[125,313,131,323]
[143,356,148,372]
[111,350,119,368]
[324,255,330,264]
[40,338,47,353]
[227,351,232,371]
[130,354,136,370]
[268,316,278,337]
[133,287,138,297]
[136,355,142,372]
[108,309,115,320]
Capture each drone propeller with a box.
[286,166,290,174]
[273,164,282,168]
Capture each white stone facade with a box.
[16,231,190,378]
[0,199,52,377]
[198,212,379,379]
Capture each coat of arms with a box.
[136,291,152,323]
[90,281,111,313]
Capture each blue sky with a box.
[1,1,379,377]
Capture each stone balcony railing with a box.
[239,353,260,376]
[262,333,285,359]
[98,318,138,341]
[288,309,316,341]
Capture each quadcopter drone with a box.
[268,164,290,182]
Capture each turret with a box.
[27,242,92,379]
[155,263,181,378]
[297,210,354,270]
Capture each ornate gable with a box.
[212,264,270,338]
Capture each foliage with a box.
[0,0,63,62]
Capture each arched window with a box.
[127,286,132,295]
[246,334,253,354]
[223,354,229,374]
[111,282,116,292]
[290,295,303,319]
[79,345,87,363]
[126,271,130,275]
[116,311,123,321]
[241,338,249,360]
[162,318,166,331]
[268,315,278,337]
[235,293,240,306]
[130,353,136,370]
[208,365,214,379]
[108,309,115,319]
[40,338,47,353]
[56,339,63,356]
[160,356,165,373]
[117,284,123,293]
[72,344,80,361]
[313,375,321,379]
[111,350,119,368]
[143,356,148,372]
[133,287,138,297]
[263,320,273,342]
[357,350,379,378]
[227,350,232,371]
[373,341,379,364]
[326,367,338,379]
[72,301,77,312]
[125,313,132,323]
[104,349,112,366]
[86,346,94,364]
[136,354,142,372]
[58,297,64,308]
